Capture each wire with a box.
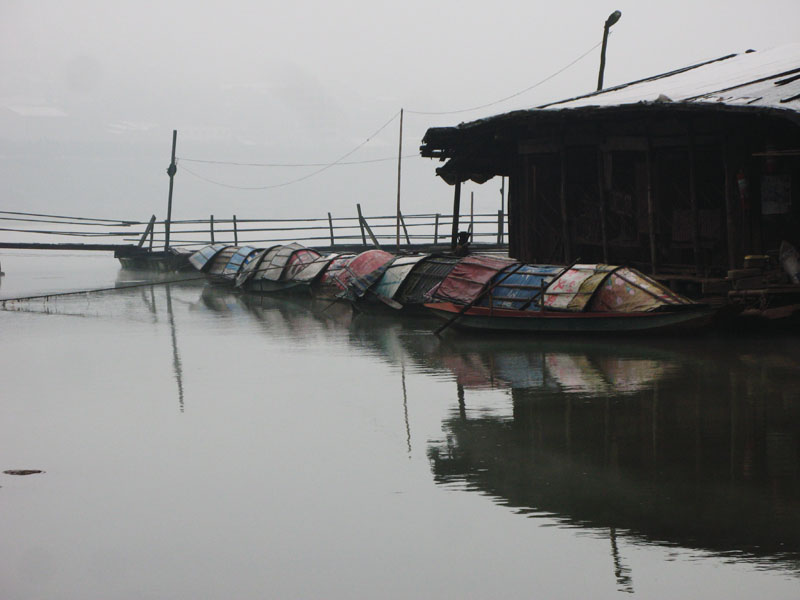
[0,210,140,224]
[180,111,402,191]
[178,154,419,168]
[406,40,604,116]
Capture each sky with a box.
[2,0,799,228]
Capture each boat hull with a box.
[425,302,714,333]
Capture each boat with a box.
[188,244,260,283]
[425,263,714,333]
[235,243,322,293]
[312,249,396,301]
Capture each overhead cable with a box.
[178,154,418,168]
[181,110,402,190]
[406,39,604,116]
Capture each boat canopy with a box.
[283,247,322,281]
[234,245,280,287]
[432,255,516,305]
[478,264,564,310]
[373,255,427,300]
[315,250,395,300]
[254,243,319,282]
[395,255,460,305]
[477,264,697,313]
[188,244,229,271]
[289,253,340,284]
[586,267,692,312]
[206,246,240,277]
[222,246,259,278]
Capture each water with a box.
[1,251,799,599]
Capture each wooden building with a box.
[421,45,800,285]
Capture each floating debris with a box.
[3,469,44,476]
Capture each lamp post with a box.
[597,10,622,91]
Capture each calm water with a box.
[1,251,799,599]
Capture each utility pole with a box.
[165,130,178,250]
[396,109,404,252]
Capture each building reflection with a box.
[426,339,800,576]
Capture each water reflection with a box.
[127,286,800,579]
[200,289,800,580]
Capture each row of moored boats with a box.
[188,243,714,333]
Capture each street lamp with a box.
[597,10,622,91]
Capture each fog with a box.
[2,0,798,223]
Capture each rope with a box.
[0,275,207,305]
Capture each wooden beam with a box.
[356,203,367,246]
[646,134,658,275]
[138,215,156,248]
[597,150,609,263]
[723,140,737,269]
[560,145,571,263]
[688,123,702,276]
[451,179,462,250]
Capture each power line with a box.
[177,154,418,168]
[181,111,402,191]
[0,210,139,224]
[406,40,604,116]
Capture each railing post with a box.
[210,214,215,244]
[497,209,504,244]
[328,212,335,249]
[356,204,367,246]
[233,215,238,245]
[434,213,440,245]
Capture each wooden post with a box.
[499,176,505,244]
[399,211,410,245]
[232,214,238,245]
[469,192,474,242]
[597,150,609,263]
[328,212,335,248]
[361,216,381,248]
[451,178,462,250]
[138,215,157,248]
[688,123,702,276]
[434,213,440,245]
[209,214,215,243]
[497,210,504,244]
[560,145,571,263]
[165,130,177,250]
[149,221,155,251]
[646,134,658,275]
[723,139,737,269]
[396,108,404,253]
[356,203,367,246]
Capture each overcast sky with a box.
[2,0,799,225]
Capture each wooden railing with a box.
[0,207,508,251]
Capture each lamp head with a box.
[605,10,622,28]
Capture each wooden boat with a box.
[235,243,322,293]
[425,301,714,333]
[426,263,714,334]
